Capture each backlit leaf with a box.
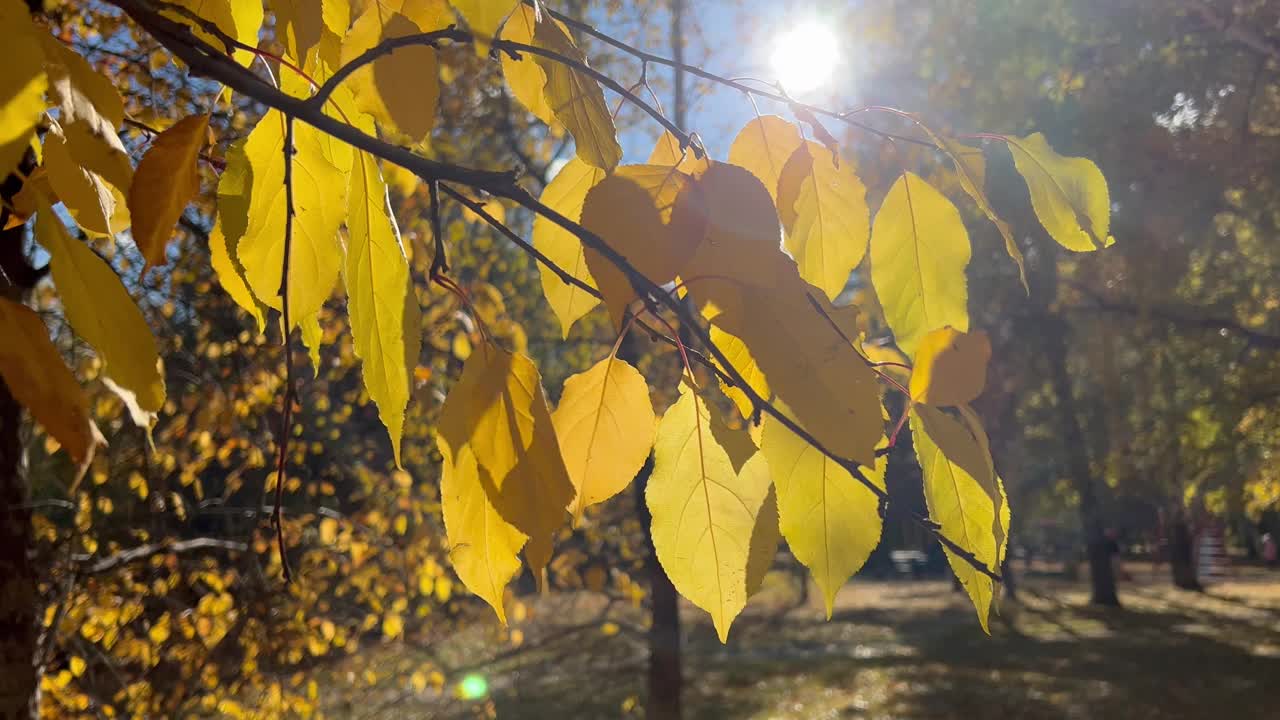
[870,172,970,358]
[129,113,210,268]
[553,355,655,524]
[237,85,351,325]
[437,345,573,578]
[451,0,515,55]
[710,326,769,420]
[212,140,267,330]
[43,125,116,237]
[911,405,1001,632]
[728,115,803,204]
[533,157,606,336]
[1006,132,1113,252]
[40,35,132,192]
[761,415,885,617]
[500,4,556,125]
[440,443,524,625]
[36,208,166,413]
[647,386,774,642]
[775,140,870,299]
[0,0,47,179]
[909,326,991,407]
[579,165,704,326]
[649,131,711,175]
[167,0,265,65]
[339,10,440,141]
[534,19,622,171]
[346,145,418,467]
[0,298,96,465]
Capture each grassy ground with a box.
[323,563,1280,719]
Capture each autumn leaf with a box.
[36,207,166,414]
[649,131,711,175]
[339,10,440,142]
[500,3,556,125]
[918,124,1026,290]
[42,124,117,237]
[553,355,655,524]
[911,405,1002,632]
[0,0,47,179]
[775,140,870,300]
[579,164,704,327]
[761,415,885,617]
[1006,132,1114,252]
[437,344,573,578]
[647,385,774,642]
[870,172,971,358]
[533,157,605,337]
[533,18,622,171]
[727,115,803,204]
[909,326,991,407]
[236,78,352,325]
[129,113,210,268]
[166,0,264,66]
[0,298,97,465]
[39,34,133,193]
[345,144,419,467]
[709,325,769,420]
[451,0,515,56]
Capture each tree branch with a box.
[79,538,248,574]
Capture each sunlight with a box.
[769,21,840,95]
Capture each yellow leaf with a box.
[42,125,116,237]
[710,326,769,421]
[69,656,85,677]
[553,355,655,524]
[775,140,870,299]
[649,131,711,175]
[237,89,351,324]
[271,0,330,61]
[761,415,885,617]
[919,125,1026,290]
[346,145,419,466]
[39,35,132,193]
[319,517,338,544]
[579,165,703,327]
[129,113,209,268]
[210,220,265,330]
[870,172,970,358]
[0,0,47,179]
[909,326,991,406]
[339,10,440,141]
[1006,132,1114,252]
[0,298,96,465]
[37,208,166,413]
[451,0,515,55]
[167,0,264,66]
[911,405,1001,632]
[741,454,780,597]
[382,613,404,639]
[706,397,757,474]
[439,442,525,624]
[437,345,573,577]
[534,19,622,171]
[727,115,803,204]
[499,4,555,125]
[533,157,605,337]
[648,386,776,642]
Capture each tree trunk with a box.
[1169,513,1203,591]
[0,378,37,720]
[635,461,682,720]
[1044,322,1119,606]
[1,155,40,719]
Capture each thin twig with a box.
[273,116,296,583]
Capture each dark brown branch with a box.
[79,538,248,574]
[273,116,296,583]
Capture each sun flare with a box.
[770,21,840,95]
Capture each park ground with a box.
[321,563,1280,719]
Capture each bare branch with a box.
[80,538,248,574]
